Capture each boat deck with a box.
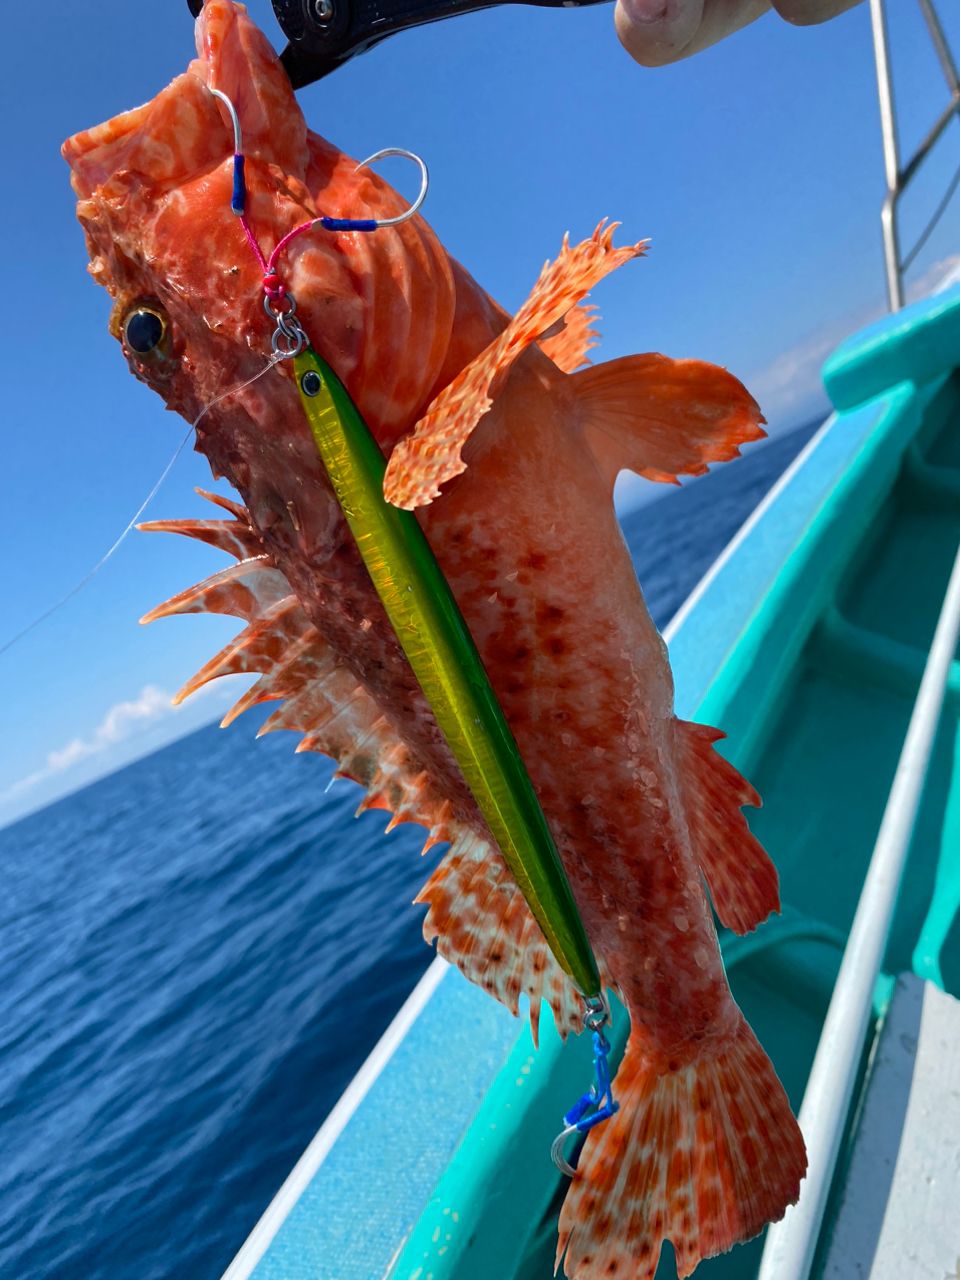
[822,974,960,1280]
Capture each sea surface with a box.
[0,420,818,1280]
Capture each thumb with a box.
[614,0,770,66]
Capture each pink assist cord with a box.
[239,210,324,302]
[238,210,317,302]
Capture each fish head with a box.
[62,0,463,494]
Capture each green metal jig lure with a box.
[290,338,602,1001]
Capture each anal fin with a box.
[676,719,779,935]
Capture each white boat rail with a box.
[221,957,449,1280]
[871,0,960,311]
[757,537,960,1280]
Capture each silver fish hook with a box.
[551,1122,582,1178]
[209,87,243,154]
[550,995,618,1178]
[353,148,429,228]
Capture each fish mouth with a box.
[62,1,306,200]
[61,69,227,207]
[62,99,156,200]
[60,1,236,199]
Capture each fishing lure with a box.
[209,87,611,1041]
[291,336,603,997]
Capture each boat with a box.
[220,3,960,1276]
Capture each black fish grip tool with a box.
[188,0,609,87]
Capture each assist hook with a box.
[551,994,619,1177]
[352,148,429,228]
[207,86,428,231]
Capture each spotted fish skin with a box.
[63,4,804,1275]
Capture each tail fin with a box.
[556,1015,805,1280]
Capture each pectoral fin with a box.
[574,353,766,488]
[538,302,600,373]
[383,222,646,509]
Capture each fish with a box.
[62,3,806,1276]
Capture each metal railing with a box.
[870,0,960,311]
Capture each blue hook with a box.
[551,1026,619,1177]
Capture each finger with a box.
[615,0,770,67]
[772,0,862,23]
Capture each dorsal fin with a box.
[139,557,292,624]
[138,487,265,560]
[416,834,586,1043]
[538,302,600,373]
[140,503,586,1038]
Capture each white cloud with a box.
[44,684,172,776]
[615,255,960,516]
[91,685,172,749]
[746,254,960,426]
[2,768,53,803]
[910,254,960,300]
[745,329,839,425]
[1,677,246,810]
[47,738,97,772]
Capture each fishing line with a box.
[5,87,424,661]
[0,355,284,659]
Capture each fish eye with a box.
[123,306,168,357]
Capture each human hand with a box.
[614,0,863,66]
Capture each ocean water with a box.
[0,420,818,1280]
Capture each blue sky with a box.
[1,0,957,827]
